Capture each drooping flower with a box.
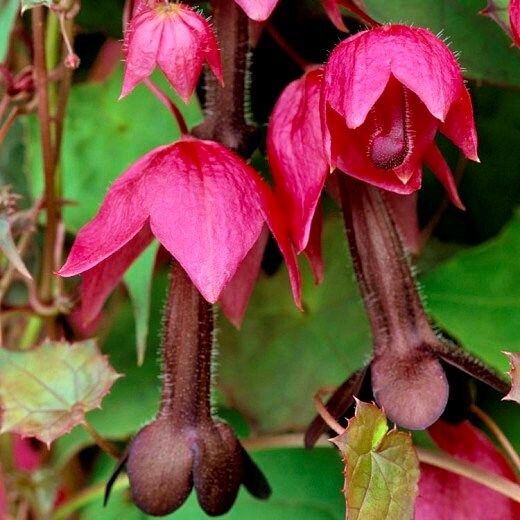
[322,24,478,208]
[121,2,223,102]
[59,137,301,328]
[267,67,328,254]
[511,0,520,46]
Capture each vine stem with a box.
[470,404,520,473]
[336,0,380,27]
[143,78,189,135]
[264,23,311,71]
[82,420,121,460]
[32,7,59,337]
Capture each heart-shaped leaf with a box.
[0,340,121,446]
[331,400,419,520]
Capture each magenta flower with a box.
[322,24,478,208]
[233,0,279,21]
[59,137,301,328]
[511,0,520,46]
[267,67,328,255]
[121,2,223,102]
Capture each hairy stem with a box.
[193,0,255,156]
[338,174,436,356]
[159,263,214,425]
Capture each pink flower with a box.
[323,24,478,208]
[233,0,279,21]
[416,420,520,519]
[59,138,301,328]
[511,0,520,46]
[121,2,223,102]
[267,68,328,255]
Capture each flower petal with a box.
[424,143,465,210]
[121,10,163,98]
[147,139,265,304]
[58,148,155,277]
[304,207,324,285]
[511,0,520,46]
[77,225,154,326]
[268,68,329,252]
[258,183,302,309]
[234,0,279,21]
[158,7,222,102]
[324,25,462,128]
[328,105,422,195]
[219,226,269,328]
[416,420,520,519]
[440,83,479,162]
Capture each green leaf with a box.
[20,0,51,13]
[0,0,18,62]
[504,352,520,404]
[481,0,511,35]
[0,211,31,278]
[440,86,520,243]
[331,401,419,520]
[0,340,121,446]
[81,448,345,519]
[422,210,520,375]
[26,66,203,232]
[218,216,371,434]
[124,241,160,365]
[364,0,520,87]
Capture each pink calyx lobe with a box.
[121,2,223,102]
[323,24,478,206]
[59,137,301,328]
[267,67,329,254]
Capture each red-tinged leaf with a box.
[0,340,122,446]
[416,420,520,519]
[0,212,32,279]
[504,352,520,403]
[331,400,420,520]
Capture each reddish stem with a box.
[336,0,381,27]
[265,23,312,71]
[159,263,213,425]
[32,8,59,326]
[143,78,189,136]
